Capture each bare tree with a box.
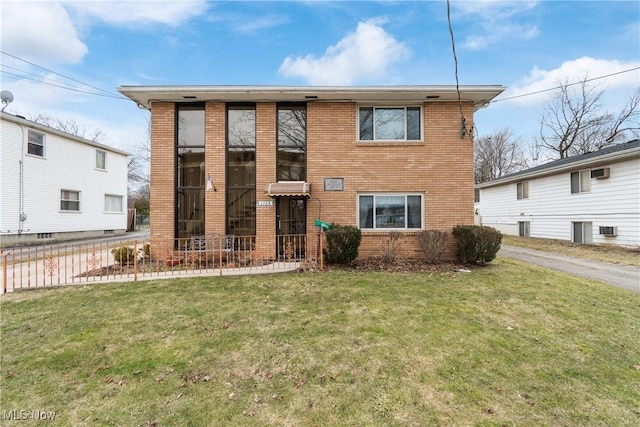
[28,113,106,143]
[474,128,527,183]
[539,78,640,159]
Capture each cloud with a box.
[1,2,88,65]
[502,57,640,106]
[66,0,209,27]
[278,18,410,85]
[452,1,540,51]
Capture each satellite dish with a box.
[1,90,14,104]
[1,90,13,112]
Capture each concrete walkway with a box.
[499,245,640,293]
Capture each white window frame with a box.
[357,106,423,142]
[518,221,530,237]
[60,190,80,212]
[96,149,107,170]
[27,129,45,157]
[571,170,591,194]
[104,194,123,213]
[357,193,424,231]
[516,181,529,200]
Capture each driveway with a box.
[498,245,640,293]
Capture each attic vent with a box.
[598,226,617,236]
[591,168,610,179]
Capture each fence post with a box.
[2,251,7,293]
[134,240,138,282]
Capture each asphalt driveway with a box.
[499,245,640,293]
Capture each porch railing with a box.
[2,234,313,293]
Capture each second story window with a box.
[277,104,306,181]
[28,130,45,157]
[571,170,591,194]
[358,106,422,141]
[517,181,529,199]
[96,149,106,170]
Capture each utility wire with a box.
[446,0,468,139]
[492,67,640,103]
[1,50,127,100]
[1,70,126,99]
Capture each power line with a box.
[446,0,469,139]
[1,70,125,99]
[1,50,128,100]
[492,67,640,103]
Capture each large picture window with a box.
[28,130,45,157]
[358,194,423,230]
[358,106,422,141]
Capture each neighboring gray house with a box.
[476,139,640,247]
[1,112,129,248]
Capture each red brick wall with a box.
[149,100,475,261]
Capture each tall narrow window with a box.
[96,149,106,170]
[176,104,205,239]
[28,130,45,157]
[517,181,529,199]
[277,104,306,181]
[227,105,256,236]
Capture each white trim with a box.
[357,192,424,231]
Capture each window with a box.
[358,194,422,230]
[96,149,106,170]
[518,221,530,237]
[517,181,529,200]
[104,195,123,213]
[277,104,306,181]
[28,130,45,157]
[572,221,593,244]
[227,105,256,236]
[60,190,80,211]
[176,104,205,239]
[571,170,591,193]
[358,106,422,141]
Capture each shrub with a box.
[452,225,502,265]
[111,246,136,265]
[324,224,362,265]
[380,232,401,264]
[417,230,448,263]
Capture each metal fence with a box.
[1,234,311,293]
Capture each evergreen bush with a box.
[452,225,502,265]
[324,224,362,265]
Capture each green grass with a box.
[1,260,639,426]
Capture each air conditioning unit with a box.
[591,168,610,179]
[599,226,617,236]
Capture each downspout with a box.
[17,123,25,234]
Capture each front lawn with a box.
[1,259,639,426]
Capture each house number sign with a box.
[324,178,344,191]
[257,200,274,207]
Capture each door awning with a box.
[265,181,311,197]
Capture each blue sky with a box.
[1,0,639,155]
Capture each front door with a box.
[276,198,306,259]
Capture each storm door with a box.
[276,198,306,259]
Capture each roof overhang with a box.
[117,85,505,111]
[265,181,311,197]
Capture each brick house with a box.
[117,86,504,261]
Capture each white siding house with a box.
[476,140,640,248]
[1,112,129,248]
